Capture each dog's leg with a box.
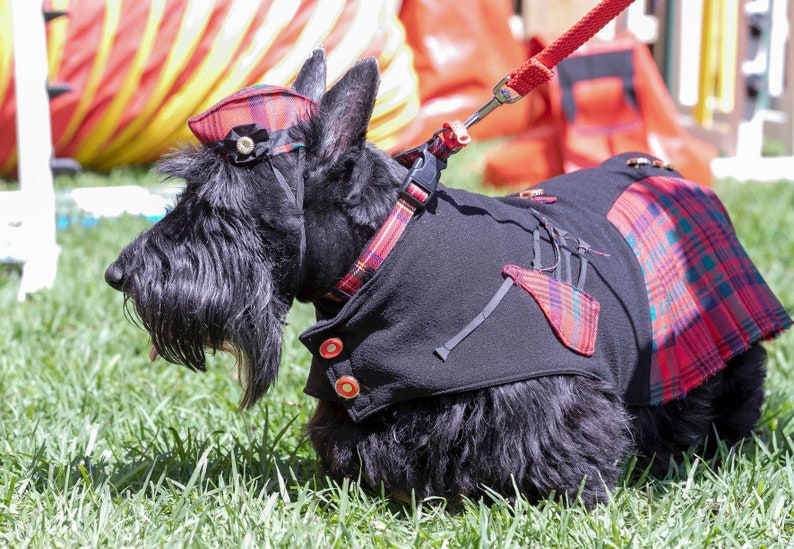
[308,376,631,507]
[629,343,767,475]
[709,344,767,446]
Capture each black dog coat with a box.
[301,152,791,422]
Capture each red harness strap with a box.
[326,0,636,304]
[324,181,429,302]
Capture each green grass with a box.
[1,148,793,547]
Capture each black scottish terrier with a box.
[106,49,790,506]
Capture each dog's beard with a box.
[121,236,290,410]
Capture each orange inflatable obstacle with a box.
[484,35,717,188]
[398,0,532,142]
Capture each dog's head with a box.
[105,48,393,408]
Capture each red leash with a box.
[509,0,636,95]
[397,0,636,163]
[466,0,637,129]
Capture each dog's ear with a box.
[293,47,326,102]
[315,57,379,163]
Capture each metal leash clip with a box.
[464,76,524,129]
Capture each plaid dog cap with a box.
[188,85,317,144]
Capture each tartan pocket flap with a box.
[502,265,600,356]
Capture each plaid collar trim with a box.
[321,122,466,304]
[322,182,429,303]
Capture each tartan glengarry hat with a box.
[188,85,318,165]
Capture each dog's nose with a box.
[104,261,126,291]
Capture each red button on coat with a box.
[335,376,360,399]
[319,338,343,359]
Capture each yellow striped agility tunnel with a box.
[0,0,420,178]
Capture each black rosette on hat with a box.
[211,124,270,166]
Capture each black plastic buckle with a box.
[398,144,446,210]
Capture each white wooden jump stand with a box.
[666,0,793,181]
[2,0,60,301]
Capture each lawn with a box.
[1,146,793,547]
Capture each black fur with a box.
[105,147,300,408]
[309,376,632,505]
[629,343,767,477]
[106,48,769,507]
